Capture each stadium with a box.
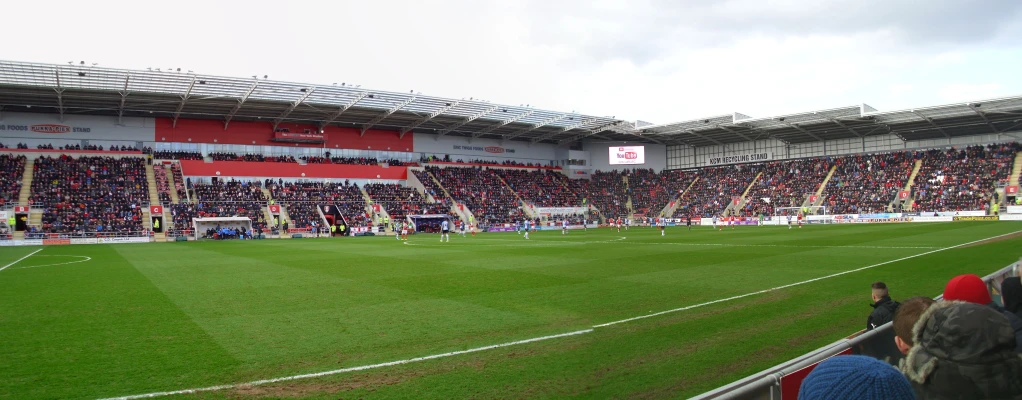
[2,8,1022,398]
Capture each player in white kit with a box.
[561,219,568,235]
[523,219,531,239]
[440,219,450,242]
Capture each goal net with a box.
[192,217,254,240]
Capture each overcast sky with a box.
[5,0,1022,125]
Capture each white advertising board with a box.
[609,146,645,165]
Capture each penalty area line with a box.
[97,229,1022,399]
[0,248,42,272]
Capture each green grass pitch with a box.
[2,222,1021,399]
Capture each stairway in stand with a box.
[144,164,160,206]
[165,166,180,204]
[897,159,923,212]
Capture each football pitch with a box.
[2,222,1021,399]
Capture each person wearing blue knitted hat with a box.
[799,355,915,400]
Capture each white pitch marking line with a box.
[98,229,1022,400]
[9,255,92,270]
[593,228,1022,328]
[0,248,42,272]
[97,329,594,400]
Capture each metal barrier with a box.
[693,261,1020,400]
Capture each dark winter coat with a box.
[900,301,1022,400]
[867,295,899,330]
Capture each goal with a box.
[774,206,833,224]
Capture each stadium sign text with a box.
[452,145,515,154]
[0,124,90,134]
[952,216,999,222]
[707,152,771,166]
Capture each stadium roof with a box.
[636,96,1022,147]
[0,60,638,145]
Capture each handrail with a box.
[692,260,1020,399]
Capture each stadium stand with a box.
[584,170,629,219]
[209,152,296,163]
[912,143,1020,212]
[30,156,149,235]
[147,150,203,160]
[745,158,832,216]
[191,180,268,232]
[427,166,525,225]
[364,183,455,222]
[627,169,694,216]
[0,154,26,207]
[492,169,584,207]
[825,152,913,215]
[152,164,173,205]
[678,164,765,218]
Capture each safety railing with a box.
[692,261,1020,400]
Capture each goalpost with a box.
[774,206,833,224]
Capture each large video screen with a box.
[609,146,645,165]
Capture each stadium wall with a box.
[412,133,558,163]
[583,140,667,172]
[0,112,156,147]
[155,119,413,151]
[178,160,407,180]
[667,131,1022,169]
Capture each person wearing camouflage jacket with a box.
[899,301,1022,400]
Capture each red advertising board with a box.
[14,206,29,213]
[272,131,327,143]
[779,348,853,400]
[43,239,70,245]
[733,197,741,205]
[898,190,910,199]
[1007,186,1019,195]
[150,205,163,215]
[808,195,817,204]
[268,205,280,214]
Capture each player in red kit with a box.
[797,212,803,228]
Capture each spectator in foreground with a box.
[942,274,1022,352]
[900,301,1022,399]
[798,355,915,400]
[868,281,900,331]
[1003,277,1022,320]
[892,296,936,355]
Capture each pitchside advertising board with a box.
[609,146,645,165]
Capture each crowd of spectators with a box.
[493,168,583,207]
[825,152,913,215]
[301,156,378,165]
[420,154,547,168]
[171,163,187,201]
[146,150,203,160]
[427,166,525,225]
[30,155,149,234]
[912,143,1020,212]
[412,170,448,202]
[583,170,629,219]
[266,180,371,228]
[0,155,26,206]
[191,179,268,232]
[745,158,832,216]
[364,183,457,222]
[210,152,296,163]
[675,164,764,218]
[152,164,173,205]
[627,169,693,216]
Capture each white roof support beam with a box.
[912,111,950,138]
[471,110,535,139]
[400,101,459,139]
[362,96,416,136]
[437,105,499,137]
[320,92,369,129]
[825,117,862,137]
[532,117,598,143]
[687,129,724,145]
[504,113,571,140]
[224,81,259,130]
[780,121,824,141]
[716,125,754,141]
[272,89,315,131]
[967,104,999,133]
[171,78,197,128]
[117,75,130,125]
[53,70,65,122]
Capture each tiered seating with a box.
[364,183,455,221]
[209,153,296,163]
[746,158,831,216]
[171,164,187,201]
[677,164,764,218]
[332,183,371,227]
[268,182,338,229]
[825,152,913,215]
[192,180,268,232]
[421,155,546,168]
[0,154,26,207]
[628,169,694,216]
[301,156,378,165]
[412,170,447,201]
[30,156,149,234]
[584,171,629,219]
[153,164,172,205]
[912,143,1020,212]
[427,166,524,225]
[492,169,583,207]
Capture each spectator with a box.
[899,301,1022,399]
[798,355,915,400]
[868,281,900,331]
[1003,277,1022,320]
[942,274,1022,352]
[892,296,937,355]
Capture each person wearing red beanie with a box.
[943,273,1022,353]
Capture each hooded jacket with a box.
[1003,277,1022,320]
[868,295,899,331]
[943,273,1022,352]
[900,301,1022,400]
